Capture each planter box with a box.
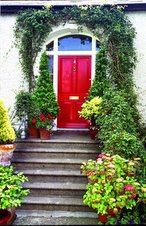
[27,125,39,139]
[39,128,51,140]
[0,144,15,166]
[0,208,16,225]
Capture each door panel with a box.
[58,56,91,128]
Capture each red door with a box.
[58,56,91,128]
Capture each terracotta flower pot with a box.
[0,208,16,225]
[0,144,16,166]
[98,214,108,223]
[27,125,39,138]
[89,127,99,140]
[39,128,51,140]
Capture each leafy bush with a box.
[14,90,39,125]
[97,89,146,162]
[0,165,29,209]
[0,100,16,144]
[81,154,146,216]
[79,97,102,122]
[33,51,59,118]
[88,45,110,99]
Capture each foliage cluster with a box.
[14,8,56,91]
[0,100,16,144]
[79,97,102,121]
[32,51,59,119]
[81,153,146,224]
[14,90,37,121]
[0,165,29,209]
[33,113,54,130]
[88,45,110,99]
[97,89,146,163]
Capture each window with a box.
[58,35,92,51]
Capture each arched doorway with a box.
[45,26,100,129]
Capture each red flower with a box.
[32,118,37,124]
[47,114,53,120]
[124,185,135,191]
[40,114,45,119]
[131,193,137,199]
[42,117,46,122]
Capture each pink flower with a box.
[124,185,135,191]
[87,171,95,175]
[98,154,106,158]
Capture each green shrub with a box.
[0,100,16,144]
[88,45,110,100]
[14,90,39,125]
[0,165,29,209]
[97,88,146,164]
[33,51,59,118]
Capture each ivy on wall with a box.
[14,5,136,93]
[14,8,56,91]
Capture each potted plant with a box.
[79,97,102,139]
[35,113,54,140]
[32,51,59,132]
[14,90,40,138]
[0,165,29,225]
[0,100,16,166]
[80,153,146,224]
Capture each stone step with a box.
[13,147,98,159]
[12,130,99,218]
[12,158,85,170]
[17,169,87,183]
[18,196,92,212]
[15,139,99,151]
[13,210,98,225]
[23,182,86,196]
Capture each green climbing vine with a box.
[14,5,137,95]
[14,8,56,91]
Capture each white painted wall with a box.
[0,11,146,123]
[127,11,146,123]
[0,15,24,114]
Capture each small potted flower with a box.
[35,113,54,140]
[80,154,146,224]
[79,97,102,139]
[0,100,16,166]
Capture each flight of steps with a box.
[12,130,101,225]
